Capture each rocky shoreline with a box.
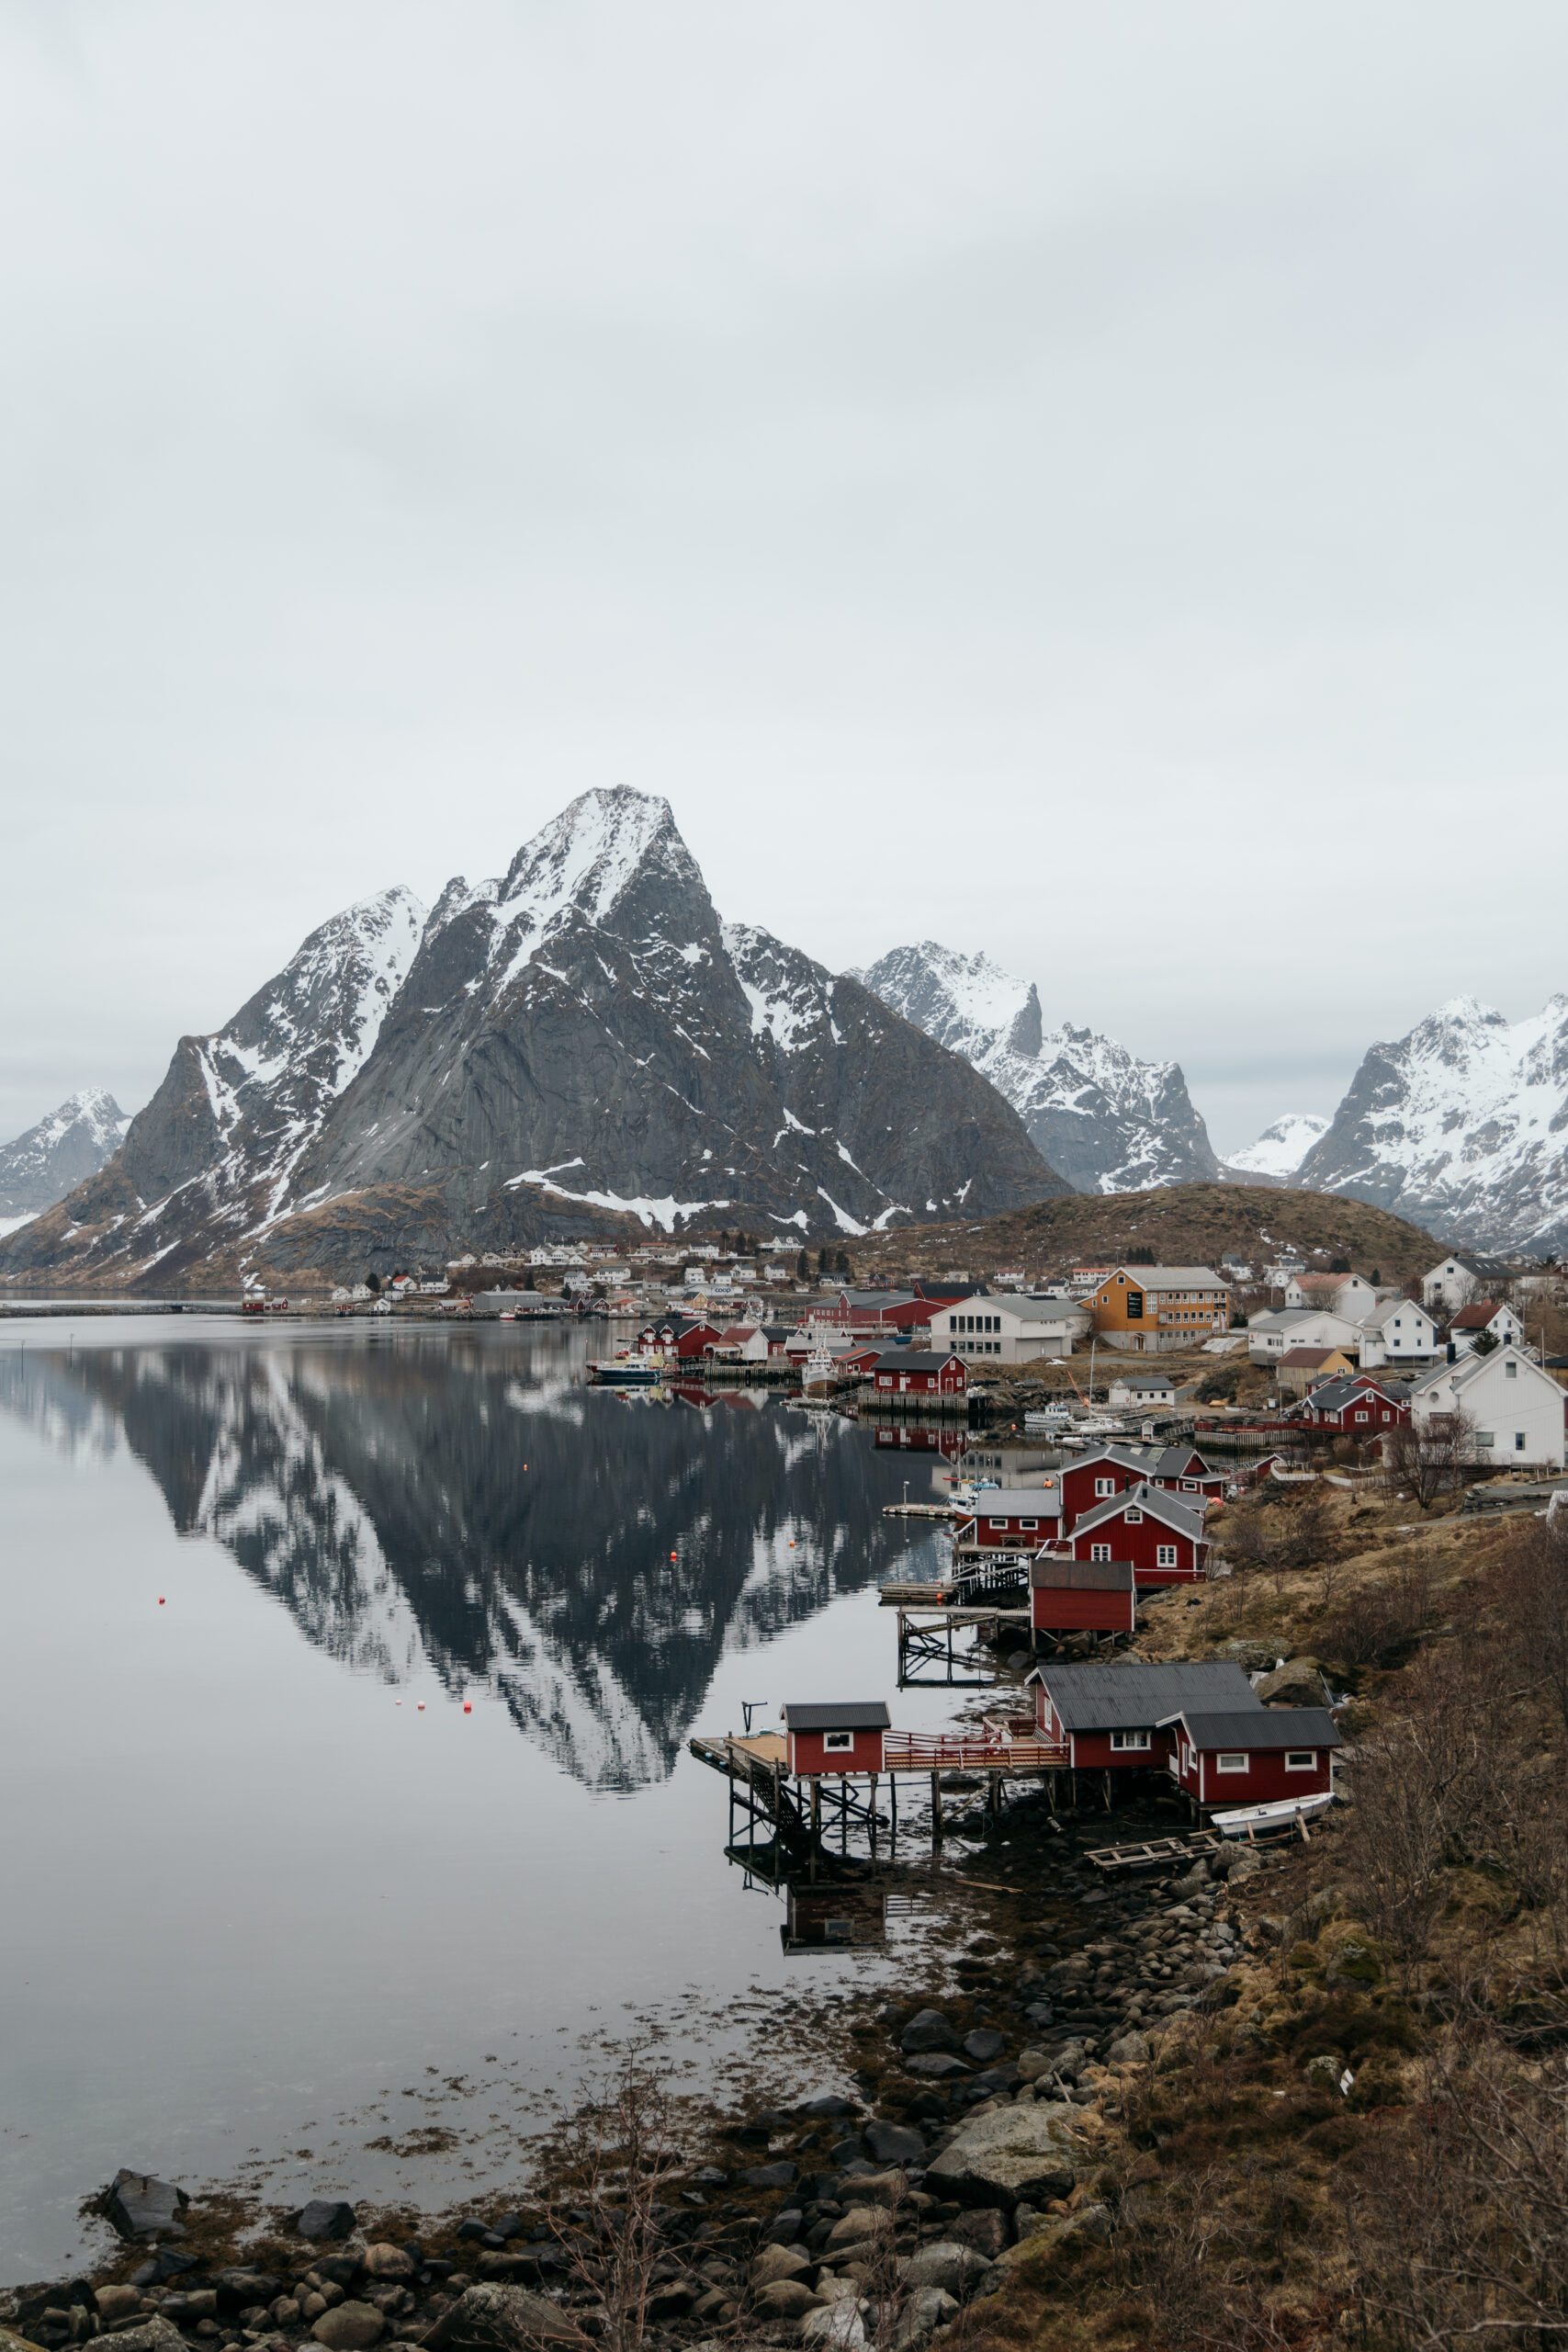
[2,1789,1302,2352]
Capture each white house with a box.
[1411,1344,1565,1472]
[1449,1299,1525,1355]
[1420,1252,1519,1313]
[1247,1307,1364,1364]
[1284,1272,1377,1318]
[1355,1295,1438,1369]
[931,1294,1092,1364]
[1107,1368,1179,1409]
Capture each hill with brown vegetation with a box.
[852,1182,1444,1291]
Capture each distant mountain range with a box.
[0,1088,130,1226]
[0,791,1066,1287]
[1298,995,1568,1253]
[8,806,1568,1283]
[855,943,1220,1193]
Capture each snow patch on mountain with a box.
[1298,994,1568,1250]
[1226,1114,1329,1181]
[856,941,1218,1193]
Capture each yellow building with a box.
[1088,1265,1229,1353]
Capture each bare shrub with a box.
[1498,1511,1568,1738]
[1348,2040,1568,2350]
[1380,1412,1475,1512]
[1316,1555,1437,1670]
[537,2048,694,2352]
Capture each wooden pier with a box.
[895,1604,1031,1687]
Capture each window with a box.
[1181,1477,1198,1490]
[987,1517,1007,1529]
[1516,1432,1528,1452]
[1125,1507,1144,1523]
[1216,1752,1249,1774]
[823,1731,854,1753]
[1354,1409,1369,1423]
[1506,1361,1517,1380]
[1477,1432,1495,1447]
[1284,1751,1315,1771]
[949,1316,958,1331]
[1110,1729,1150,1751]
[1090,1543,1112,1562]
[1156,1544,1178,1567]
[1127,1291,1144,1318]
[1019,1518,1038,1531]
[1095,1476,1116,1497]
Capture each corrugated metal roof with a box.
[1029,1558,1135,1591]
[1029,1659,1259,1730]
[1069,1481,1208,1540]
[782,1702,892,1732]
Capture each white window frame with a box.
[823,1731,854,1754]
[1090,1543,1112,1562]
[1215,1752,1249,1774]
[1110,1729,1150,1752]
[1284,1751,1316,1771]
[1125,1507,1144,1523]
[1095,1476,1115,1497]
[987,1517,1007,1530]
[1156,1544,1178,1567]
[1019,1517,1038,1531]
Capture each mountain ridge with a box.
[0,1088,130,1225]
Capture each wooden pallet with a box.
[1084,1832,1221,1874]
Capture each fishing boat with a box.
[587,1353,664,1385]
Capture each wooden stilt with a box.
[869,1773,879,1858]
[931,1770,943,1843]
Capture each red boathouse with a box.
[953,1487,1065,1551]
[869,1349,967,1399]
[1161,1706,1341,1810]
[1029,1556,1137,1642]
[781,1702,890,1777]
[1027,1659,1261,1773]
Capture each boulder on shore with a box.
[923,2100,1081,2210]
[424,2284,579,2350]
[899,2009,960,2055]
[100,2172,190,2240]
[296,2200,357,2243]
[1256,1659,1328,1708]
[310,2307,385,2352]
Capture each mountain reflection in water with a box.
[0,1333,953,1790]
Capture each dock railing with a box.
[882,1729,1067,1771]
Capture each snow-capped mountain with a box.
[1297,995,1568,1251]
[0,1088,130,1224]
[855,942,1219,1193]
[1224,1114,1329,1183]
[2,793,1065,1287]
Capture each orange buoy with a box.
[417,1702,426,1712]
[670,1550,677,1561]
[463,1701,472,1713]
[158,1597,165,1605]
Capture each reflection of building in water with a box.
[782,1883,889,1951]
[874,1424,968,1458]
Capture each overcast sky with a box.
[3,1,1566,1159]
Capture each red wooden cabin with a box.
[1058,1443,1226,1528]
[1067,1480,1210,1585]
[1028,1659,1261,1771]
[1029,1556,1136,1640]
[781,1702,890,1776]
[637,1314,725,1359]
[953,1487,1065,1551]
[870,1350,967,1398]
[1283,1375,1412,1435]
[1161,1705,1341,1809]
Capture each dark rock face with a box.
[856,941,1218,1193]
[100,2170,189,2239]
[0,1090,129,1217]
[3,793,1066,1287]
[296,2198,358,2240]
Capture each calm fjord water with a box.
[0,1320,976,2285]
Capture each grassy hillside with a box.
[853,1182,1443,1290]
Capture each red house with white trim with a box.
[1029,1556,1137,1641]
[1027,1659,1260,1771]
[870,1350,967,1399]
[953,1487,1064,1551]
[1283,1374,1412,1435]
[1161,1704,1341,1809]
[637,1314,726,1359]
[781,1702,890,1776]
[1059,1442,1225,1528]
[1067,1481,1210,1584]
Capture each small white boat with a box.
[1210,1791,1334,1838]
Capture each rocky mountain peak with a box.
[0,1089,132,1221]
[857,941,1219,1194]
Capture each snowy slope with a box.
[856,942,1219,1193]
[1225,1114,1329,1181]
[1298,995,1568,1250]
[0,1088,130,1218]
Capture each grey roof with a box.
[1078,1442,1219,1479]
[1359,1295,1429,1330]
[964,1488,1063,1518]
[783,1702,891,1733]
[1026,1659,1259,1732]
[998,1295,1081,1323]
[1111,1266,1228,1289]
[1030,1558,1134,1591]
[1070,1481,1208,1542]
[1249,1307,1325,1331]
[871,1350,961,1371]
[839,1289,919,1310]
[1169,1708,1342,1752]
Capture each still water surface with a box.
[0,1320,989,2285]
